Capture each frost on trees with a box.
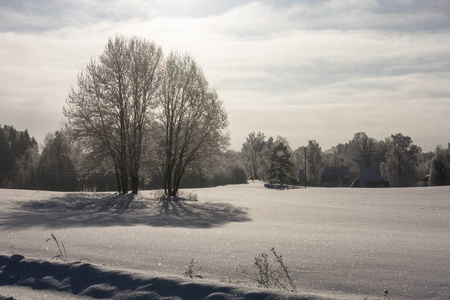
[64,35,163,194]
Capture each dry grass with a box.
[46,233,68,262]
[239,248,297,292]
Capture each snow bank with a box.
[0,254,338,300]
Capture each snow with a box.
[0,182,449,299]
[1,254,320,300]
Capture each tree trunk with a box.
[161,173,168,196]
[171,169,185,198]
[131,173,139,194]
[121,171,128,193]
[113,162,122,193]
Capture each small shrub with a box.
[152,189,166,199]
[153,190,198,201]
[239,248,297,292]
[184,259,203,279]
[82,185,97,192]
[178,191,198,201]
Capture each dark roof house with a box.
[321,167,350,187]
[298,169,305,179]
[354,167,390,187]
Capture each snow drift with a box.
[0,254,339,300]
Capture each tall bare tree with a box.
[241,132,266,180]
[64,35,163,194]
[428,145,450,186]
[259,136,274,181]
[151,52,229,197]
[306,140,323,186]
[381,133,422,187]
[348,132,377,170]
[37,131,78,191]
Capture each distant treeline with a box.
[0,125,246,191]
[240,131,450,187]
[0,125,40,189]
[1,125,448,191]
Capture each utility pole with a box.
[304,146,307,188]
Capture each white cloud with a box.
[0,0,449,151]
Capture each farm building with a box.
[321,167,351,187]
[351,167,390,187]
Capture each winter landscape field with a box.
[0,182,449,300]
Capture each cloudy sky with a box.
[1,0,449,151]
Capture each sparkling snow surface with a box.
[0,182,449,299]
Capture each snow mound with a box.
[0,254,336,300]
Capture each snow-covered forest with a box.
[0,125,450,191]
[1,124,448,192]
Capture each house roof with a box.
[298,169,305,179]
[361,167,388,182]
[322,167,349,175]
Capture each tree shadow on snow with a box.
[0,193,251,229]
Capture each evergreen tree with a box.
[0,126,14,187]
[0,125,39,188]
[268,142,294,185]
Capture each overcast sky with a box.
[1,0,449,151]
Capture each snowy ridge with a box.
[0,254,341,300]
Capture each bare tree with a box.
[37,131,78,191]
[306,140,323,186]
[348,132,377,169]
[241,132,266,180]
[259,136,274,181]
[322,143,348,167]
[429,145,450,186]
[63,35,163,194]
[151,52,229,197]
[381,133,422,187]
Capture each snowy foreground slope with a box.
[0,182,449,299]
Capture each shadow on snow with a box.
[0,193,251,229]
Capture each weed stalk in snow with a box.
[239,247,297,292]
[271,248,297,292]
[184,259,203,279]
[46,233,68,262]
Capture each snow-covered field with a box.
[0,182,449,299]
